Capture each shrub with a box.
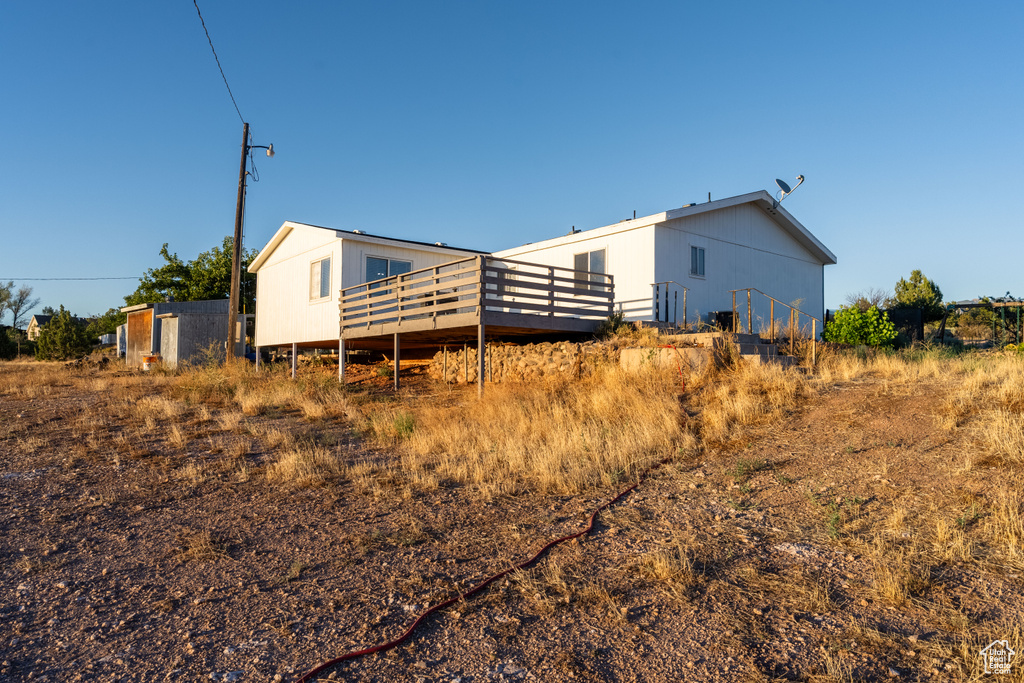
[35,306,93,360]
[823,305,898,348]
[892,270,944,322]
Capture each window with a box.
[573,249,606,290]
[690,246,705,277]
[310,256,331,300]
[366,257,412,289]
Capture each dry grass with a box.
[265,442,346,488]
[355,365,686,494]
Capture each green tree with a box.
[892,270,944,322]
[123,237,257,311]
[36,306,92,361]
[85,308,126,340]
[823,305,898,348]
[0,282,40,330]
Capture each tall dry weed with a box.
[358,365,685,494]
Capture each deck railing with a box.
[728,287,822,363]
[339,255,614,331]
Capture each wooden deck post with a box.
[393,333,400,391]
[338,337,345,384]
[291,343,297,379]
[443,345,447,383]
[478,322,485,398]
[255,345,260,370]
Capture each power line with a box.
[193,0,245,124]
[0,277,140,281]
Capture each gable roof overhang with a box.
[248,221,487,273]
[496,190,837,265]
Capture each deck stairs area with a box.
[659,331,799,368]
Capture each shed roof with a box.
[248,221,487,273]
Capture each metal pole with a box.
[478,323,485,398]
[227,122,249,363]
[683,290,687,330]
[770,300,775,344]
[464,342,468,383]
[655,284,660,321]
[338,338,345,384]
[291,342,297,379]
[393,333,400,391]
[673,291,677,327]
[443,345,447,383]
[255,345,260,370]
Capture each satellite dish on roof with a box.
[775,175,805,203]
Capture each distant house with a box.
[493,191,836,327]
[27,313,90,341]
[247,221,486,352]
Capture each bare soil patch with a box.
[1,353,1021,682]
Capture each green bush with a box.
[0,329,17,360]
[35,306,93,361]
[823,305,898,348]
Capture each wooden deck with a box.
[336,255,614,392]
[338,255,614,349]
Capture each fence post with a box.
[770,299,775,344]
[747,289,752,335]
[732,291,737,333]
[683,289,688,330]
[790,309,795,356]
[812,319,817,366]
[548,267,555,316]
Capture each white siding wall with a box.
[656,204,826,327]
[495,203,826,328]
[254,225,479,347]
[494,225,656,321]
[254,226,342,347]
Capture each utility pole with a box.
[226,122,249,362]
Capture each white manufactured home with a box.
[247,221,486,350]
[493,191,836,328]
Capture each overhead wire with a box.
[193,0,245,124]
[0,277,140,281]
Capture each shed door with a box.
[126,309,153,369]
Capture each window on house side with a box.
[690,246,705,277]
[367,257,413,290]
[310,256,331,300]
[574,249,606,291]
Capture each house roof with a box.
[494,191,837,265]
[248,221,487,273]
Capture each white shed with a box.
[247,221,485,350]
[493,191,836,328]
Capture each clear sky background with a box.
[1,1,1021,321]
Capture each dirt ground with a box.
[1,358,1021,682]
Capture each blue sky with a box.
[1,1,1021,320]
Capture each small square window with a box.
[690,246,705,277]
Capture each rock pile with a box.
[427,340,618,383]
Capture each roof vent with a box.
[434,241,448,246]
[352,229,364,234]
[682,203,696,208]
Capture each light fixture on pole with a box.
[226,122,274,361]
